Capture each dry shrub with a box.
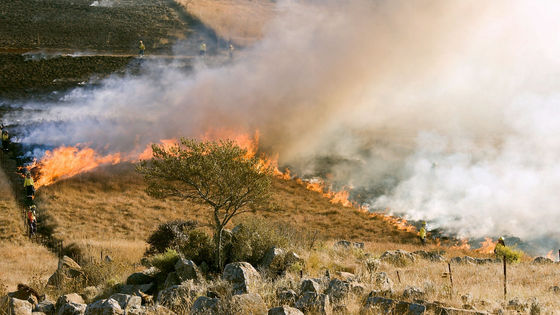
[146,220,198,255]
[149,249,180,274]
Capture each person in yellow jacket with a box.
[419,221,427,245]
[24,171,35,198]
[199,42,207,56]
[1,130,8,151]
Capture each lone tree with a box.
[137,138,272,270]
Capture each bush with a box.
[179,229,216,268]
[149,249,180,273]
[495,245,524,264]
[146,220,198,255]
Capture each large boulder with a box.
[373,272,393,292]
[268,306,304,315]
[9,298,33,315]
[230,293,267,315]
[222,262,261,295]
[156,280,204,311]
[295,292,331,315]
[126,267,159,285]
[56,302,87,315]
[300,279,321,294]
[380,250,416,266]
[402,286,425,300]
[190,296,220,315]
[276,289,297,306]
[325,279,350,303]
[262,247,286,272]
[532,257,554,264]
[80,287,101,304]
[362,296,425,315]
[450,256,476,265]
[412,250,445,262]
[84,298,123,315]
[284,252,304,268]
[35,300,55,315]
[335,240,364,249]
[56,294,85,312]
[47,257,84,287]
[175,259,201,282]
[109,294,141,311]
[118,283,154,296]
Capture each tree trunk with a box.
[215,224,224,271]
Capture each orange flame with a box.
[450,239,471,250]
[476,237,497,254]
[546,250,555,260]
[29,146,121,188]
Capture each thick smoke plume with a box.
[7,0,560,248]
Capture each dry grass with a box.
[175,0,277,45]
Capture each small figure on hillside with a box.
[24,171,35,200]
[27,205,37,238]
[2,129,9,151]
[494,236,506,254]
[228,43,235,58]
[138,40,145,57]
[419,221,427,245]
[199,41,207,56]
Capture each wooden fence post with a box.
[503,256,507,300]
[396,270,401,283]
[448,262,454,297]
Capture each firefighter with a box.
[419,221,427,245]
[228,43,235,58]
[24,171,35,200]
[138,40,145,57]
[1,129,8,151]
[27,205,37,238]
[199,41,207,56]
[494,236,505,254]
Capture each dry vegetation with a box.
[176,0,277,45]
[0,165,58,291]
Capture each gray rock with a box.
[84,298,123,315]
[157,280,203,311]
[9,298,32,315]
[300,279,321,294]
[56,294,85,312]
[230,293,267,315]
[35,300,55,315]
[268,306,304,315]
[109,294,141,311]
[506,297,528,312]
[380,250,416,266]
[80,287,100,304]
[276,289,297,306]
[262,247,286,272]
[284,252,304,268]
[126,268,159,285]
[450,256,476,265]
[402,286,425,299]
[56,302,87,315]
[412,250,445,262]
[190,296,219,315]
[325,279,350,303]
[47,257,84,287]
[175,259,201,282]
[222,262,261,295]
[335,240,364,249]
[374,272,393,291]
[350,283,367,296]
[336,271,355,281]
[474,258,494,265]
[362,296,425,315]
[118,283,154,296]
[295,292,331,315]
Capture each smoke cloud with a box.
[7,0,560,248]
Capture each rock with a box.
[474,258,494,265]
[56,302,87,315]
[276,289,297,306]
[47,257,84,287]
[190,296,219,315]
[284,251,304,268]
[9,298,32,315]
[109,294,141,311]
[163,272,180,289]
[412,250,445,262]
[532,257,554,264]
[364,258,380,274]
[84,298,123,315]
[56,294,85,311]
[268,306,304,315]
[80,287,100,303]
[380,250,416,266]
[335,240,364,249]
[230,293,267,315]
[402,286,425,299]
[450,256,476,265]
[549,285,560,293]
[336,271,355,281]
[262,247,286,272]
[222,262,261,295]
[174,259,201,282]
[35,300,55,315]
[118,283,154,296]
[350,283,366,296]
[127,305,174,315]
[126,267,159,285]
[295,292,331,315]
[373,272,393,291]
[325,279,350,303]
[362,296,425,315]
[300,279,321,294]
[157,281,203,311]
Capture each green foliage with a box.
[230,217,290,267]
[179,229,216,267]
[145,220,198,255]
[137,138,273,269]
[495,244,524,264]
[149,249,180,273]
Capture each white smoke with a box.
[7,0,560,246]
